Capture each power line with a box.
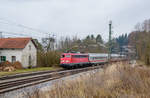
[0,17,50,35]
[0,17,53,38]
[0,18,107,37]
[2,33,20,38]
[0,17,110,40]
[0,31,43,39]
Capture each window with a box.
[72,55,88,58]
[91,57,106,60]
[72,55,80,58]
[29,45,31,50]
[80,55,88,58]
[12,56,16,63]
[66,55,71,58]
[0,56,6,62]
[61,55,65,58]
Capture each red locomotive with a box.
[60,53,90,68]
[60,52,126,68]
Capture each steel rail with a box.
[0,69,64,80]
[0,66,102,94]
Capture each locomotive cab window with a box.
[61,55,65,58]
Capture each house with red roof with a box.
[0,37,37,68]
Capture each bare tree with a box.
[42,36,55,52]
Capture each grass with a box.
[25,62,150,98]
[0,67,62,77]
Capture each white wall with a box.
[0,40,37,68]
[22,40,37,68]
[0,49,22,63]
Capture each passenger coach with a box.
[88,53,108,65]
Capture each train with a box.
[60,52,126,69]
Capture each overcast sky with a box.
[0,0,150,41]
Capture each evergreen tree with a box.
[91,34,95,40]
[96,34,103,44]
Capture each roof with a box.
[62,53,88,55]
[0,38,36,49]
[88,53,121,57]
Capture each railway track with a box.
[0,69,64,80]
[0,66,102,94]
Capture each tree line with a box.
[36,34,106,67]
[36,32,132,67]
[37,18,150,67]
[128,19,150,65]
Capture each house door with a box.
[29,55,31,66]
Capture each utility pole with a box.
[108,21,112,62]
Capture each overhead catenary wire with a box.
[0,18,106,36]
[0,17,54,39]
[0,17,50,35]
[0,17,107,40]
[0,31,43,39]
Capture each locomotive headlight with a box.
[62,60,64,62]
[66,60,69,62]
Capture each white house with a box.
[0,37,37,68]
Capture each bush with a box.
[0,61,15,72]
[43,63,150,98]
[37,51,61,67]
[0,61,13,67]
[12,61,23,69]
[28,65,33,69]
